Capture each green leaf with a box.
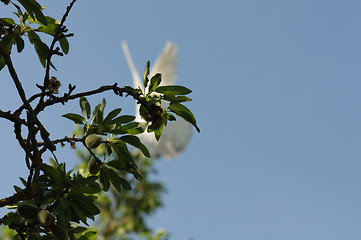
[154,85,192,95]
[120,135,150,157]
[91,99,106,124]
[105,144,112,155]
[49,157,58,168]
[59,36,69,54]
[168,103,200,132]
[29,16,60,25]
[90,104,100,124]
[143,61,150,88]
[80,97,91,120]
[28,30,49,67]
[130,167,142,181]
[121,122,147,134]
[163,94,192,103]
[119,177,132,190]
[13,185,22,193]
[147,121,163,141]
[62,113,85,124]
[0,18,15,25]
[3,212,21,226]
[107,159,130,171]
[71,227,87,234]
[0,55,5,71]
[19,177,27,186]
[17,0,47,25]
[107,168,123,193]
[100,98,106,114]
[166,112,176,121]
[81,183,101,194]
[27,30,40,44]
[99,167,110,191]
[42,164,63,188]
[82,231,98,240]
[70,202,87,224]
[112,142,134,164]
[34,40,49,59]
[36,24,58,36]
[103,108,122,125]
[149,73,162,92]
[0,33,16,51]
[50,61,57,71]
[37,54,46,67]
[110,115,135,125]
[15,36,25,53]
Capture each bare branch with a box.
[0,48,56,151]
[34,83,142,113]
[38,135,83,147]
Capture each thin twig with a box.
[39,0,77,106]
[38,135,83,146]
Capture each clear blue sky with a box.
[1,0,361,239]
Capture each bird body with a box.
[122,41,192,160]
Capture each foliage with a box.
[0,0,199,239]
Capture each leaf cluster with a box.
[0,1,70,70]
[139,61,200,140]
[4,161,100,240]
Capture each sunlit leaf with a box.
[17,0,47,25]
[162,94,192,103]
[80,97,91,120]
[110,115,135,125]
[154,85,192,95]
[149,73,162,92]
[36,24,58,36]
[0,18,15,25]
[143,61,150,88]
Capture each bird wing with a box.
[122,41,143,89]
[149,41,178,86]
[122,41,143,120]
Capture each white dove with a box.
[122,41,193,160]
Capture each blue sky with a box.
[1,0,361,239]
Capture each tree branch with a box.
[0,110,27,125]
[35,84,142,113]
[0,48,56,151]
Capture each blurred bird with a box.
[122,41,192,160]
